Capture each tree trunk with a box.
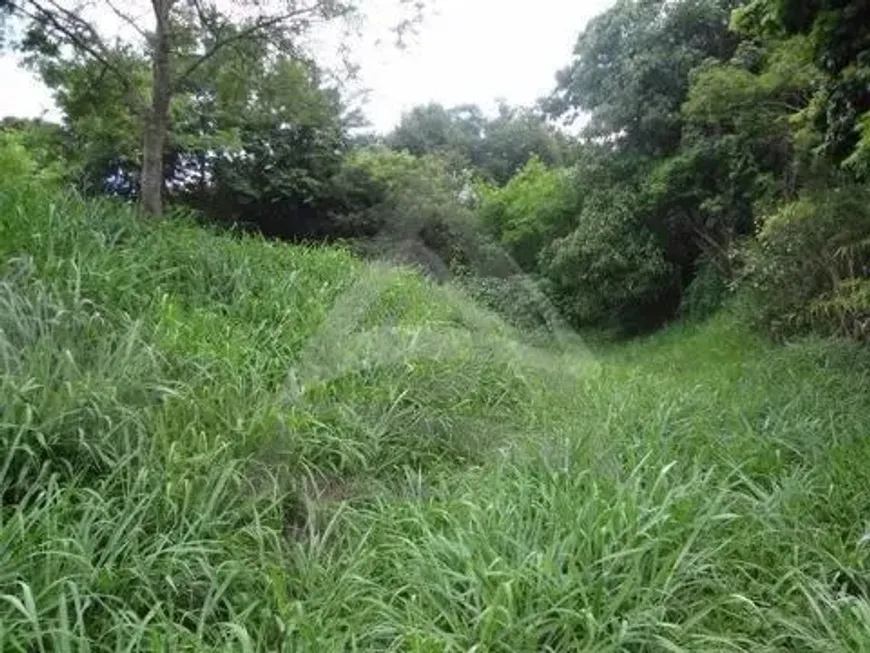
[141,0,173,218]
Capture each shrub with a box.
[679,254,732,322]
[456,273,562,333]
[739,185,870,339]
[539,192,677,335]
[0,130,64,193]
[341,148,501,280]
[475,157,579,271]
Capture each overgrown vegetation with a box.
[5,0,868,340]
[3,159,870,649]
[1,0,870,648]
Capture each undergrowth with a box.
[2,181,870,651]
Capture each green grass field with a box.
[2,179,870,651]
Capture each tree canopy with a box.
[1,0,423,215]
[387,101,567,184]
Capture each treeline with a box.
[2,0,869,340]
[480,0,870,338]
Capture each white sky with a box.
[0,0,613,132]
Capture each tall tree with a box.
[547,0,741,157]
[525,0,751,332]
[1,0,422,216]
[29,32,361,236]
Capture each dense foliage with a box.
[4,145,870,650]
[479,0,869,338]
[3,2,870,648]
[4,0,870,339]
[387,102,568,184]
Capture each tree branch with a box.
[174,3,327,88]
[42,0,118,50]
[190,0,220,38]
[104,0,148,40]
[13,0,148,112]
[11,0,111,66]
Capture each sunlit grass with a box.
[2,182,870,651]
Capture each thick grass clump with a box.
[2,179,870,651]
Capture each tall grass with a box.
[2,176,870,651]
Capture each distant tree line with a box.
[2,0,869,339]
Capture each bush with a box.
[0,130,65,193]
[456,273,562,333]
[739,185,870,340]
[539,192,678,335]
[475,157,579,271]
[342,148,503,280]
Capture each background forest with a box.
[3,0,870,341]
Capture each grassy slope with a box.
[2,182,870,652]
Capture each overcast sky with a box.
[0,0,613,132]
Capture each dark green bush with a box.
[538,193,678,335]
[342,148,502,280]
[475,158,580,271]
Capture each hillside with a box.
[3,183,870,651]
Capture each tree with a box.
[475,103,565,184]
[539,188,677,335]
[731,0,870,173]
[387,103,479,160]
[29,48,150,194]
[199,59,353,238]
[16,19,375,240]
[387,101,565,184]
[476,156,579,270]
[546,0,742,157]
[529,0,748,330]
[2,0,422,217]
[709,0,870,339]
